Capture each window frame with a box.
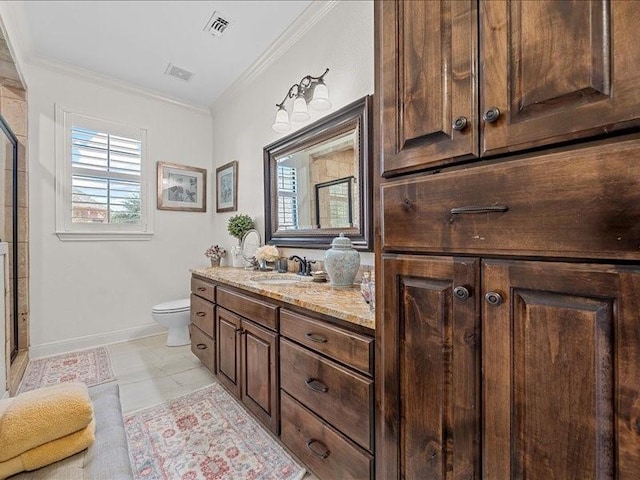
[55,105,153,241]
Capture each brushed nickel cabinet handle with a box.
[306,439,330,459]
[305,378,329,393]
[483,107,501,123]
[453,286,472,300]
[485,291,504,306]
[450,205,509,215]
[305,332,328,343]
[196,343,207,350]
[452,116,468,131]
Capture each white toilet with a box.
[152,299,191,346]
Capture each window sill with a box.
[55,231,154,242]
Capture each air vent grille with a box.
[164,64,194,82]
[204,11,234,37]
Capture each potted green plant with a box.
[228,214,255,267]
[227,214,255,242]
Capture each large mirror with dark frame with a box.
[264,95,372,250]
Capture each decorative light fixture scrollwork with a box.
[271,68,332,133]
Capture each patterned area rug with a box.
[17,346,116,394]
[125,383,306,480]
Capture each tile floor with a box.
[106,333,317,479]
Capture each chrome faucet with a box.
[289,255,316,276]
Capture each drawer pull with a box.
[196,311,206,317]
[197,287,207,292]
[450,205,509,215]
[305,332,328,343]
[305,378,329,393]
[196,343,207,350]
[306,439,330,459]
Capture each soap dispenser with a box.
[324,233,360,287]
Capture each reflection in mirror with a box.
[315,176,354,229]
[264,95,372,250]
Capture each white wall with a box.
[210,1,374,264]
[27,62,214,355]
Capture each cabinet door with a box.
[377,255,480,480]
[241,319,279,434]
[215,307,241,398]
[480,1,640,156]
[376,0,478,176]
[482,260,640,479]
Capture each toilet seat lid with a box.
[152,298,190,314]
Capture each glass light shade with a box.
[309,82,331,111]
[272,106,291,133]
[291,95,311,122]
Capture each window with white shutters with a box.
[71,127,142,224]
[55,107,152,240]
[277,165,298,230]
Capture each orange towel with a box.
[0,382,93,462]
[0,419,95,479]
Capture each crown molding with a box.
[211,0,339,111]
[0,2,29,89]
[28,54,211,115]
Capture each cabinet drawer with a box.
[281,392,372,480]
[382,137,640,260]
[280,339,373,452]
[217,287,278,330]
[190,294,214,336]
[281,309,373,376]
[191,276,215,302]
[190,324,214,373]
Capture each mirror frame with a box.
[263,95,372,251]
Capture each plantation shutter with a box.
[277,165,298,229]
[70,125,142,224]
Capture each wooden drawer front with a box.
[382,137,640,260]
[280,339,373,452]
[280,309,373,376]
[190,294,214,336]
[190,325,214,373]
[191,276,215,302]
[217,287,278,330]
[281,392,373,480]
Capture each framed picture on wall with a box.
[157,162,207,212]
[216,160,238,212]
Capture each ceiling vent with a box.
[164,63,194,82]
[204,11,234,37]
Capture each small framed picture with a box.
[157,162,207,212]
[216,160,238,212]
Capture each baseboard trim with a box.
[29,323,166,359]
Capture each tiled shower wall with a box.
[0,27,29,393]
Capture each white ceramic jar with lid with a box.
[324,233,360,287]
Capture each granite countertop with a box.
[191,266,375,331]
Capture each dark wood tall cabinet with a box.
[375,1,640,479]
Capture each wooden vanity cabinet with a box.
[376,1,640,479]
[377,256,480,480]
[379,255,640,479]
[280,308,374,480]
[378,0,640,176]
[189,275,216,373]
[216,287,280,434]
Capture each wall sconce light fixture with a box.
[272,68,332,133]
